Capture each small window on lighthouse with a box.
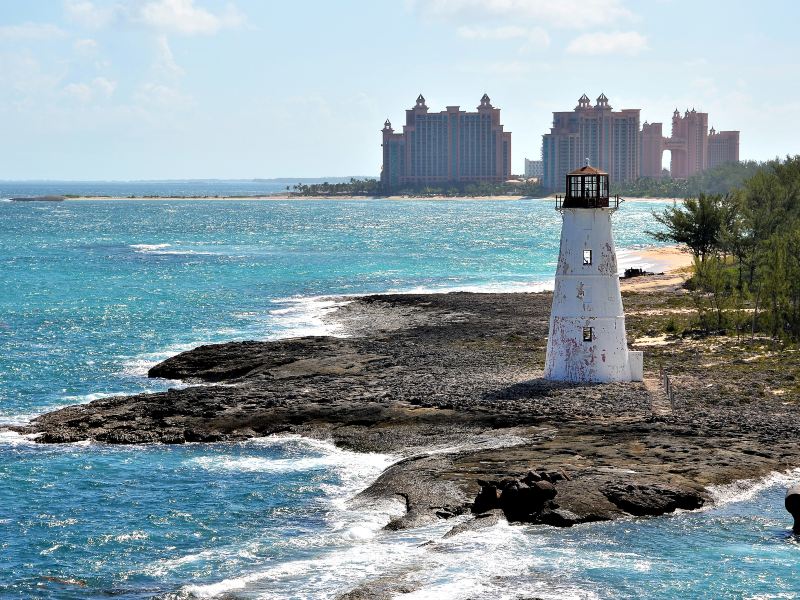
[583,327,593,342]
[583,250,592,265]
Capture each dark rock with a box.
[522,471,541,485]
[183,428,224,443]
[545,470,565,482]
[498,479,558,522]
[444,509,504,538]
[38,430,87,444]
[785,484,800,533]
[535,507,582,527]
[472,483,501,514]
[499,478,519,491]
[531,480,557,499]
[601,482,705,516]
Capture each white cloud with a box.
[139,0,245,35]
[457,25,550,49]
[63,82,94,102]
[0,52,66,100]
[93,76,117,97]
[0,23,67,41]
[410,0,635,29]
[459,25,524,40]
[65,0,245,36]
[154,35,184,76]
[65,1,117,29]
[566,30,648,56]
[63,76,117,102]
[74,38,98,54]
[135,81,191,108]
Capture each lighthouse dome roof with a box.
[568,164,607,176]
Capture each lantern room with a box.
[559,164,617,209]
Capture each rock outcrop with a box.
[11,290,800,531]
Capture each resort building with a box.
[707,128,740,169]
[542,96,741,188]
[640,110,740,179]
[380,94,512,190]
[639,121,665,179]
[542,94,640,192]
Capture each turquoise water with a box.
[0,178,346,198]
[1,198,797,599]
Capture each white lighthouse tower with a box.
[544,164,643,383]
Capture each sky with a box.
[0,0,798,180]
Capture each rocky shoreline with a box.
[12,276,800,533]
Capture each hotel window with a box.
[583,250,592,265]
[583,327,593,342]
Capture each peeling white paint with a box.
[544,208,643,382]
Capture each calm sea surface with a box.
[1,194,797,599]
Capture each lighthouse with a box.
[544,164,643,383]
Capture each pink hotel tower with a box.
[543,94,740,190]
[641,108,740,179]
[381,94,511,191]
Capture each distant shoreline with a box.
[62,194,684,203]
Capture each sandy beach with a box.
[619,245,694,292]
[622,244,694,273]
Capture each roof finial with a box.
[585,157,590,167]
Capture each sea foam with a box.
[269,296,353,338]
[130,243,216,256]
[708,468,800,506]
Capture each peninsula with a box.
[13,272,800,533]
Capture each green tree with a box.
[691,254,736,331]
[648,194,726,262]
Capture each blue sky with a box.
[0,0,797,179]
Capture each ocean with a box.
[1,193,797,599]
[0,178,350,199]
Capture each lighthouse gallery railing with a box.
[555,195,622,210]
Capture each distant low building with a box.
[707,127,740,170]
[524,159,543,179]
[381,94,511,190]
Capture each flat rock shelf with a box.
[14,277,800,532]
